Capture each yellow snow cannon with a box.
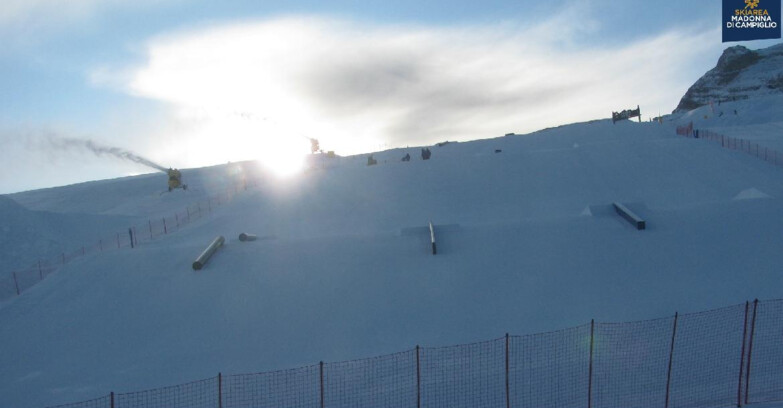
[167,168,187,192]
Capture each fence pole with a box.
[429,221,437,255]
[744,299,759,405]
[588,319,594,408]
[13,272,20,295]
[320,361,325,408]
[176,213,179,228]
[38,260,43,281]
[116,233,120,249]
[416,345,421,408]
[163,218,168,234]
[218,372,222,408]
[133,227,138,247]
[665,312,679,408]
[129,228,134,249]
[738,301,750,407]
[110,392,114,408]
[505,333,510,408]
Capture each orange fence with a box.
[676,123,783,167]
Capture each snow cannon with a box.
[192,236,225,270]
[238,233,257,242]
[167,168,188,192]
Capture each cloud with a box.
[100,10,723,156]
[0,0,176,40]
[0,0,96,26]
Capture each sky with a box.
[0,0,781,194]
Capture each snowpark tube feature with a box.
[238,233,257,242]
[192,236,225,270]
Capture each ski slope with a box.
[1,99,783,408]
[676,95,783,150]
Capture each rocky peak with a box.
[674,42,783,113]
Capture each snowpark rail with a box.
[0,179,259,301]
[43,298,783,408]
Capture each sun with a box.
[175,110,310,177]
[253,132,310,177]
[209,111,311,177]
[258,144,306,176]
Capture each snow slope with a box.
[670,93,783,158]
[0,195,137,272]
[9,163,254,217]
[1,108,783,407]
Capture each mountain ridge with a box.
[674,42,783,112]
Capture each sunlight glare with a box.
[253,129,309,177]
[258,146,306,177]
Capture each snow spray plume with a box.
[47,136,168,173]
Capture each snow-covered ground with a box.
[672,95,783,150]
[1,98,782,408]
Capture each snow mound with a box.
[733,187,771,201]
